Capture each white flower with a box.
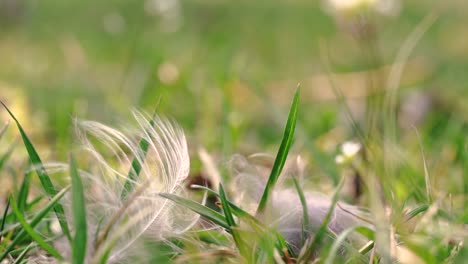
[335,140,361,164]
[327,0,376,12]
[341,141,362,158]
[324,0,400,16]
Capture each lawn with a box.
[0,0,466,263]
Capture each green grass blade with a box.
[26,195,44,211]
[12,243,35,264]
[219,184,246,257]
[0,186,70,260]
[0,142,15,171]
[324,226,374,264]
[257,88,300,213]
[1,102,72,242]
[121,109,159,200]
[9,195,63,259]
[297,180,344,262]
[70,155,88,264]
[404,204,429,222]
[190,185,293,257]
[218,184,235,227]
[159,193,229,230]
[0,197,10,233]
[17,169,33,212]
[190,185,264,226]
[292,177,309,245]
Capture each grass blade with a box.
[0,197,10,233]
[292,177,309,245]
[218,185,235,227]
[0,142,15,171]
[0,186,70,260]
[70,155,88,264]
[9,195,63,259]
[1,102,72,242]
[26,195,44,211]
[219,184,246,257]
[297,180,344,262]
[404,204,429,222]
[17,169,33,212]
[257,88,300,213]
[190,185,293,257]
[159,193,229,230]
[324,226,374,264]
[12,243,35,264]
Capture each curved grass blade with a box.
[159,193,229,230]
[70,155,87,264]
[121,106,159,200]
[0,186,70,261]
[257,88,300,214]
[1,102,72,242]
[292,177,309,245]
[9,195,63,259]
[219,184,246,257]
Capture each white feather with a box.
[68,110,195,263]
[228,153,373,254]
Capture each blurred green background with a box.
[0,0,466,205]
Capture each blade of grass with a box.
[8,242,39,256]
[12,242,35,264]
[0,141,15,171]
[219,184,247,257]
[1,197,10,233]
[359,240,375,255]
[70,155,87,264]
[325,226,374,264]
[17,169,33,212]
[190,184,293,257]
[404,204,429,222]
[297,180,344,262]
[26,195,44,211]
[121,106,159,200]
[1,102,72,242]
[248,80,340,185]
[413,127,432,203]
[292,177,309,245]
[0,186,70,260]
[257,88,300,213]
[159,193,229,230]
[9,195,63,259]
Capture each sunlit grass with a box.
[0,1,466,263]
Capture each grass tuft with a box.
[1,102,72,242]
